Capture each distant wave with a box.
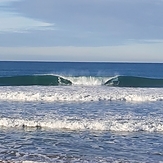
[104,76,163,87]
[0,75,72,86]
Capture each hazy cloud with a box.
[0,0,54,33]
[12,0,163,40]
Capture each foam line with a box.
[0,86,163,102]
[0,117,163,132]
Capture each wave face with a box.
[104,76,163,87]
[0,75,72,86]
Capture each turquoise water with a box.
[0,61,163,162]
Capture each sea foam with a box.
[0,116,163,133]
[0,86,163,102]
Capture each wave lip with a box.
[0,75,72,86]
[104,75,163,88]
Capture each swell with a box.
[104,76,163,87]
[0,75,72,86]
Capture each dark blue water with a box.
[1,61,163,77]
[0,61,163,163]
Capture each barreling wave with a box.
[1,74,163,88]
[0,75,109,86]
[0,75,72,86]
[104,75,163,87]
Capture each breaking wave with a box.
[104,75,163,87]
[1,75,163,88]
[67,76,108,86]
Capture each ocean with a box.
[0,61,163,163]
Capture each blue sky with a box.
[0,0,163,62]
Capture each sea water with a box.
[0,61,163,162]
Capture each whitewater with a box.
[0,85,163,102]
